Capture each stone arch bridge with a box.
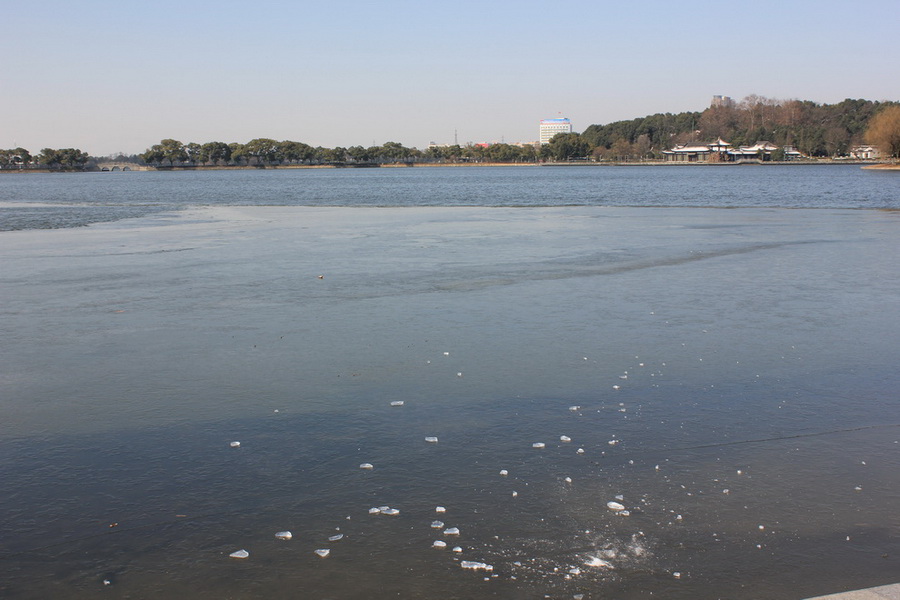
[96,162,152,171]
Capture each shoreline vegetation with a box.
[0,159,892,174]
[2,97,898,173]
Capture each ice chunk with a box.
[460,561,493,571]
[560,435,572,443]
[577,448,585,454]
[673,571,682,579]
[229,441,241,448]
[608,439,620,446]
[584,555,612,568]
[612,385,620,390]
[425,437,439,443]
[274,531,292,540]
[433,540,447,548]
[435,506,446,513]
[532,442,545,449]
[443,527,460,535]
[443,352,450,356]
[499,469,508,476]
[565,477,572,483]
[315,549,330,558]
[390,401,404,407]
[431,521,444,528]
[382,508,400,516]
[368,507,382,514]
[229,549,249,559]
[457,372,463,377]
[359,463,374,470]
[328,533,344,541]
[512,491,518,497]
[452,546,463,553]
[569,405,581,411]
[607,501,625,511]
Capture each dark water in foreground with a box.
[1,167,899,599]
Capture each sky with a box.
[2,0,899,156]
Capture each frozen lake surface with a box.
[1,168,899,598]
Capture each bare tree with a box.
[865,105,900,158]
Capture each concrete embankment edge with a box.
[804,583,900,600]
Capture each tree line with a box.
[0,147,90,170]
[582,97,900,160]
[2,97,898,171]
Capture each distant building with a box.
[849,145,880,159]
[540,118,572,144]
[711,95,735,108]
[662,139,797,162]
[662,138,731,162]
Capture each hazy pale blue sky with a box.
[2,0,898,156]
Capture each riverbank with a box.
[862,163,900,170]
[1,160,889,174]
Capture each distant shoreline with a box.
[0,160,888,174]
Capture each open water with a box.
[1,165,899,599]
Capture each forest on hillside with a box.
[582,97,897,161]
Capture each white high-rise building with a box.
[540,118,572,144]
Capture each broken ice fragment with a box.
[229,441,241,448]
[569,405,581,411]
[431,520,444,528]
[382,508,400,516]
[577,448,585,454]
[229,549,249,559]
[443,527,460,536]
[368,507,381,514]
[328,534,344,541]
[584,555,612,568]
[560,435,572,443]
[274,531,292,540]
[608,439,620,446]
[499,469,508,476]
[390,401,404,406]
[460,561,493,571]
[607,502,626,511]
[315,549,330,558]
[673,571,682,579]
[565,477,573,483]
[453,546,463,552]
[433,540,447,548]
[532,442,545,449]
[425,437,439,443]
[359,463,374,470]
[435,506,446,513]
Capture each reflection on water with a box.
[1,205,899,599]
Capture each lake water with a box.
[1,166,899,599]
